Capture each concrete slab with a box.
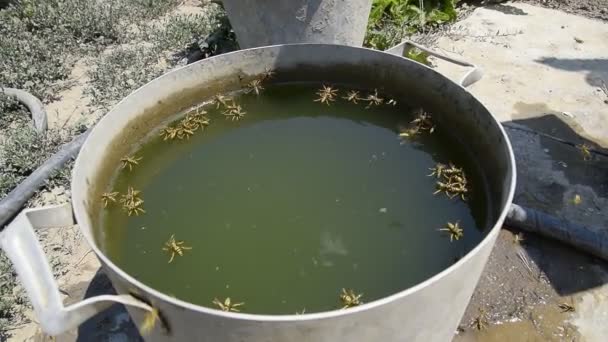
[433,3,608,146]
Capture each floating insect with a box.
[400,110,435,138]
[181,111,210,131]
[427,163,447,178]
[443,163,464,177]
[448,174,467,186]
[398,126,420,139]
[120,186,145,216]
[386,98,397,106]
[572,194,582,205]
[434,181,468,200]
[120,155,142,171]
[343,90,361,104]
[364,89,383,108]
[160,126,180,141]
[212,297,244,312]
[471,309,488,330]
[429,161,468,199]
[246,79,264,95]
[339,288,363,309]
[439,221,464,242]
[223,102,247,121]
[162,234,192,263]
[558,302,575,313]
[122,199,145,216]
[513,232,525,245]
[123,198,145,216]
[212,94,231,109]
[261,68,275,80]
[411,110,435,133]
[160,122,194,141]
[121,187,142,205]
[314,85,338,105]
[140,308,160,335]
[101,192,119,207]
[179,126,195,140]
[295,308,306,315]
[160,112,208,142]
[577,143,592,161]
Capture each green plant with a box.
[405,47,431,65]
[365,0,458,50]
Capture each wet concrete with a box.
[454,227,608,342]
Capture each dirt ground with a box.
[521,0,608,22]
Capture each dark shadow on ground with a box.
[76,269,142,342]
[510,226,608,295]
[0,0,12,9]
[503,114,608,295]
[171,11,238,65]
[507,114,608,203]
[485,4,528,15]
[535,57,608,88]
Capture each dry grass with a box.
[0,0,234,337]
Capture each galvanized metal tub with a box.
[221,0,373,48]
[3,44,516,341]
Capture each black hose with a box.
[0,128,91,228]
[506,203,608,261]
[1,87,48,133]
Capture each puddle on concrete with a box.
[456,301,581,342]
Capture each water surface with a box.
[100,83,490,314]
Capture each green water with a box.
[100,83,491,315]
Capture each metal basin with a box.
[2,44,516,341]
[221,0,373,48]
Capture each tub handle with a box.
[0,203,153,336]
[386,40,483,88]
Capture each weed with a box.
[405,47,431,65]
[86,4,232,110]
[7,0,179,44]
[0,95,29,129]
[365,0,458,50]
[145,6,226,56]
[0,15,75,101]
[0,251,28,337]
[0,96,80,199]
[0,0,233,338]
[85,46,165,110]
